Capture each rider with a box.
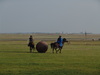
[57,36,63,47]
[28,35,34,46]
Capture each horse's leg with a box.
[55,48,58,54]
[32,48,34,53]
[59,49,61,53]
[59,47,62,53]
[56,49,57,53]
[32,45,35,53]
[32,47,34,53]
[30,47,32,53]
[59,47,61,53]
[52,48,54,53]
[56,50,58,54]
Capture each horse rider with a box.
[28,35,34,46]
[57,36,63,47]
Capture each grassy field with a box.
[0,33,100,75]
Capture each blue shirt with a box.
[57,38,63,46]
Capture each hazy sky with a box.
[0,0,100,33]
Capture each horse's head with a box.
[63,38,70,44]
[63,38,68,42]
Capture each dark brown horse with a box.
[50,38,69,53]
[28,42,35,53]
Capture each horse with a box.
[50,38,69,53]
[28,42,35,53]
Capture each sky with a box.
[0,0,100,33]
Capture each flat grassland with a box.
[0,33,100,75]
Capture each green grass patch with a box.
[0,34,100,75]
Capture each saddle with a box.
[28,42,34,48]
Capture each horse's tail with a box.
[50,43,53,49]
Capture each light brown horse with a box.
[50,38,69,53]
